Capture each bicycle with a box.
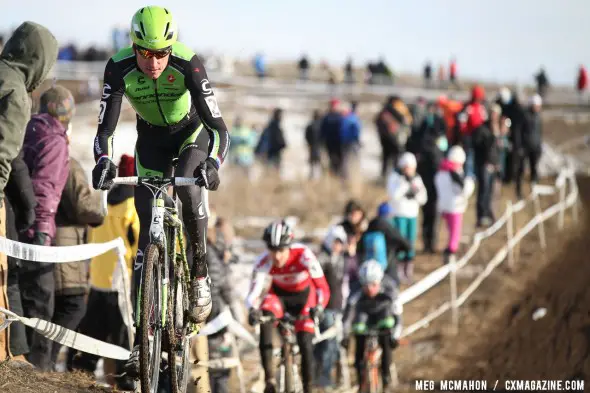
[108,163,209,393]
[257,313,316,393]
[357,328,391,393]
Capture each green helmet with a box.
[130,6,178,50]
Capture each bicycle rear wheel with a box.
[167,269,190,393]
[140,244,163,393]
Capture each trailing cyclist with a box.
[245,220,331,393]
[90,5,230,377]
[341,260,403,391]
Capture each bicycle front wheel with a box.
[140,244,163,393]
[167,272,190,393]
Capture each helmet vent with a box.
[164,22,170,39]
[139,22,147,37]
[140,7,145,13]
[164,8,169,14]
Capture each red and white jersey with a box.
[246,243,330,310]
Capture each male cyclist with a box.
[90,6,230,376]
[246,220,330,393]
[341,259,403,391]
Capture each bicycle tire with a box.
[140,244,163,393]
[167,272,190,393]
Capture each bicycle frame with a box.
[360,329,387,393]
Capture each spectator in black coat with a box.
[473,120,499,226]
[265,108,286,171]
[305,110,323,179]
[497,88,526,185]
[417,132,445,252]
[4,151,36,362]
[298,55,310,81]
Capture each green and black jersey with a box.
[93,42,229,167]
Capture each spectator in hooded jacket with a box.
[515,94,544,199]
[50,155,105,368]
[534,67,549,99]
[357,202,411,285]
[20,85,74,370]
[305,110,323,180]
[0,21,58,361]
[458,85,488,177]
[387,152,427,283]
[321,99,345,177]
[435,146,475,263]
[417,130,446,253]
[4,152,36,364]
[315,224,348,389]
[72,154,138,391]
[473,117,499,228]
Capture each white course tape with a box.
[0,307,130,360]
[0,236,124,263]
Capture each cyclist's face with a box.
[135,50,170,80]
[363,282,380,298]
[269,247,290,267]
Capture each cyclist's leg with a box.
[352,312,369,385]
[374,307,395,386]
[259,293,284,387]
[293,287,317,393]
[126,132,174,375]
[175,128,212,323]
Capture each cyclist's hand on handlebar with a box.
[196,158,220,191]
[390,334,399,349]
[248,308,262,326]
[92,157,117,190]
[310,305,324,322]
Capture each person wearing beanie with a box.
[434,146,475,263]
[358,202,411,285]
[516,94,544,199]
[72,153,139,390]
[386,152,427,283]
[19,84,75,370]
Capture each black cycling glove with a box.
[92,157,117,190]
[196,158,221,191]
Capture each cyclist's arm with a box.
[383,276,403,339]
[184,55,230,168]
[245,253,270,310]
[342,291,360,338]
[93,59,125,162]
[300,247,330,309]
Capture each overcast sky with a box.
[4,0,589,85]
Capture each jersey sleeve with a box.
[245,253,271,310]
[300,247,330,308]
[184,55,230,167]
[93,59,125,162]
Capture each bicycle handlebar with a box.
[111,176,203,187]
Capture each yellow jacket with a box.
[88,188,139,291]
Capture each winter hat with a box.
[323,224,348,251]
[118,154,135,177]
[377,202,392,218]
[398,152,417,169]
[499,87,512,105]
[447,145,466,165]
[471,85,485,101]
[529,94,542,107]
[39,85,76,124]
